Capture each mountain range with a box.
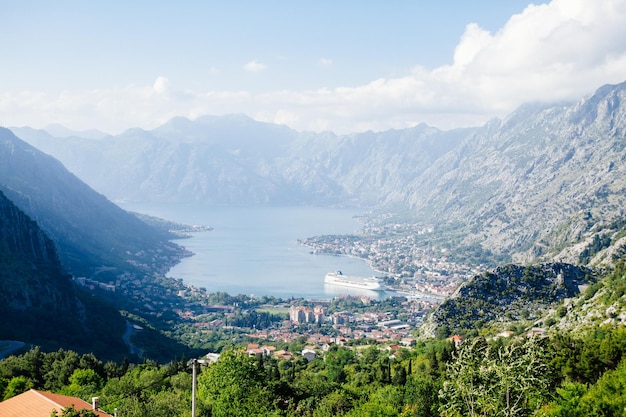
[11,80,626,265]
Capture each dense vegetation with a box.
[1,322,625,416]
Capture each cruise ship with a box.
[324,271,384,291]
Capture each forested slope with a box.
[1,322,625,416]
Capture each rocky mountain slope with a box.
[421,255,626,342]
[420,263,593,338]
[551,261,626,334]
[404,82,626,262]
[0,189,71,312]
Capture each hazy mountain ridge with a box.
[290,124,475,206]
[10,116,470,207]
[0,127,185,278]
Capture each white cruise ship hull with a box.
[325,271,383,291]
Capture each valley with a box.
[2,81,626,416]
[3,2,626,414]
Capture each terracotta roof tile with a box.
[0,389,113,417]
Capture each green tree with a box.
[197,349,275,417]
[439,337,552,417]
[61,368,103,398]
[391,363,407,386]
[98,362,188,417]
[50,405,98,417]
[0,347,44,386]
[312,387,359,417]
[404,374,441,417]
[577,358,626,416]
[42,349,81,391]
[345,385,404,417]
[535,382,587,417]
[3,375,33,400]
[325,346,354,383]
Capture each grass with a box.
[254,307,291,315]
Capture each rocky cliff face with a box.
[0,190,72,312]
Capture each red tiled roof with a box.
[0,389,113,417]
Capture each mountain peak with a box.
[568,80,626,132]
[43,123,109,140]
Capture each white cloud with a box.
[448,0,626,106]
[3,0,626,134]
[273,0,626,132]
[318,58,333,68]
[242,60,267,73]
[153,76,169,94]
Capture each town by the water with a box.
[75,217,486,361]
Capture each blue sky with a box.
[2,0,626,134]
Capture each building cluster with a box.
[289,305,326,324]
[246,343,294,361]
[241,336,418,365]
[411,273,461,298]
[246,296,438,349]
[299,221,482,300]
[74,276,115,292]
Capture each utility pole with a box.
[191,358,198,417]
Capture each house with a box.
[0,389,113,417]
[204,352,221,363]
[247,348,265,358]
[447,334,463,347]
[246,344,277,358]
[302,349,316,362]
[400,337,416,347]
[527,327,547,338]
[493,330,515,340]
[272,349,293,360]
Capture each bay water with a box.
[120,203,385,299]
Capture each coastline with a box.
[306,247,449,301]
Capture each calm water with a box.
[120,203,387,299]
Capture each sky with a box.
[2,0,626,135]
